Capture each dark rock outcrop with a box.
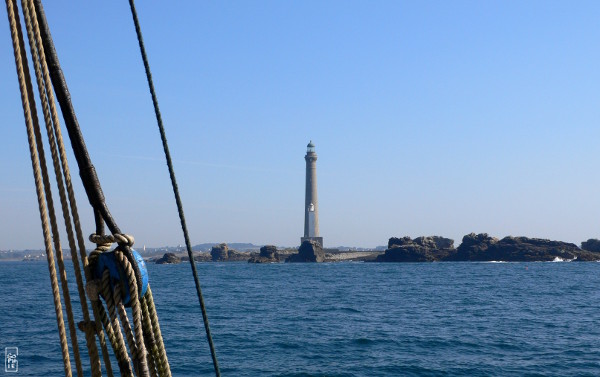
[211,243,229,261]
[377,236,455,262]
[388,236,453,250]
[181,253,212,262]
[209,243,250,262]
[286,240,325,263]
[445,233,499,261]
[248,245,280,263]
[227,249,251,261]
[377,233,600,262]
[447,233,599,262]
[582,239,600,253]
[155,253,181,264]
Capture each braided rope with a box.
[87,260,115,377]
[141,296,163,377]
[90,233,135,248]
[91,235,163,377]
[22,0,103,374]
[94,296,122,375]
[144,286,171,377]
[5,1,72,375]
[145,348,158,377]
[20,1,99,375]
[114,283,140,376]
[102,270,134,377]
[115,249,150,377]
[28,57,84,377]
[30,1,115,373]
[9,2,174,376]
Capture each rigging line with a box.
[22,0,105,374]
[32,0,121,236]
[20,0,86,375]
[5,0,71,375]
[33,0,144,308]
[26,0,111,371]
[127,1,221,376]
[30,0,114,368]
[101,270,135,377]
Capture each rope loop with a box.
[90,233,135,248]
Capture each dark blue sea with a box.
[1,261,600,376]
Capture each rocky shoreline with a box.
[376,234,600,262]
[152,235,600,264]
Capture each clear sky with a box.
[1,1,599,250]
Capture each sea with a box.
[1,260,600,376]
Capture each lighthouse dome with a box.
[307,140,315,153]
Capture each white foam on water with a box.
[552,256,577,262]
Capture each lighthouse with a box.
[302,140,323,247]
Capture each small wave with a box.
[552,256,577,262]
[339,306,361,313]
[353,337,374,345]
[274,341,301,349]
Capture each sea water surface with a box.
[1,261,600,376]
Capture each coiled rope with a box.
[127,1,221,375]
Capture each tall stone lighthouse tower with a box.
[302,140,323,246]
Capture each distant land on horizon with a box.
[0,242,387,261]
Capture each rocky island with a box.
[376,234,600,262]
[210,243,248,262]
[150,236,600,264]
[376,236,454,262]
[155,253,181,264]
[248,245,280,263]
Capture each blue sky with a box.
[1,1,599,249]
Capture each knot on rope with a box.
[89,233,135,248]
[77,320,98,334]
[85,280,101,301]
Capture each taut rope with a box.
[6,1,174,376]
[5,0,72,374]
[20,0,102,374]
[127,1,221,375]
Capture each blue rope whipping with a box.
[127,1,221,376]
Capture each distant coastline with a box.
[4,234,600,263]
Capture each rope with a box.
[140,297,160,377]
[143,287,171,377]
[32,0,121,236]
[102,270,135,377]
[90,233,135,248]
[115,249,150,377]
[21,0,100,375]
[89,288,120,377]
[87,255,115,377]
[89,232,172,377]
[9,2,176,376]
[5,0,71,375]
[127,1,221,375]
[114,283,141,376]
